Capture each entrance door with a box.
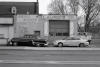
[49,20,70,41]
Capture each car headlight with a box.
[53,41,58,45]
[44,43,48,46]
[9,41,12,44]
[85,42,89,45]
[32,40,35,44]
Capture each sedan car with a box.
[53,37,89,47]
[8,34,48,47]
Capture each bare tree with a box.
[48,0,100,33]
[48,0,68,14]
[69,0,81,32]
[80,0,100,32]
[68,0,79,15]
[48,0,82,31]
[68,0,100,32]
[48,0,79,14]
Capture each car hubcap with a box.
[79,44,85,47]
[13,42,17,46]
[58,43,63,47]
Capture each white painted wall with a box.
[70,20,78,37]
[70,21,74,37]
[44,21,49,36]
[8,26,14,40]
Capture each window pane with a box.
[49,32,54,36]
[56,33,62,36]
[63,33,69,36]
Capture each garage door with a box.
[0,27,9,38]
[49,20,70,40]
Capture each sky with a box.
[0,0,51,14]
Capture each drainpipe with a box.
[37,0,39,14]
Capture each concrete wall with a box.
[15,15,44,37]
[14,14,78,39]
[42,15,78,37]
[70,20,78,37]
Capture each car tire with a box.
[79,43,85,47]
[88,40,91,44]
[58,42,63,47]
[39,44,45,47]
[7,42,11,46]
[13,42,17,46]
[32,42,36,47]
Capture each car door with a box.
[65,37,80,46]
[70,38,80,46]
[64,38,73,46]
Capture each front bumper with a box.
[32,41,48,46]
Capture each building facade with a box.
[15,14,78,41]
[0,2,38,45]
[0,2,78,45]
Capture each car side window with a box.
[67,37,80,40]
[73,38,80,40]
[67,38,73,40]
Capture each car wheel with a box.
[7,41,11,46]
[79,43,85,47]
[13,42,17,46]
[32,42,36,47]
[88,40,91,44]
[39,44,45,47]
[58,42,63,47]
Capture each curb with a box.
[0,60,100,64]
[0,46,100,50]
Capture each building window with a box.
[49,32,69,36]
[56,33,62,36]
[63,33,69,36]
[49,32,54,36]
[34,31,40,36]
[0,34,4,38]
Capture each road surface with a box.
[0,47,100,67]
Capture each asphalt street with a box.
[0,64,100,67]
[0,47,100,67]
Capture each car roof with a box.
[63,37,80,40]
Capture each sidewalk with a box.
[0,46,100,51]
